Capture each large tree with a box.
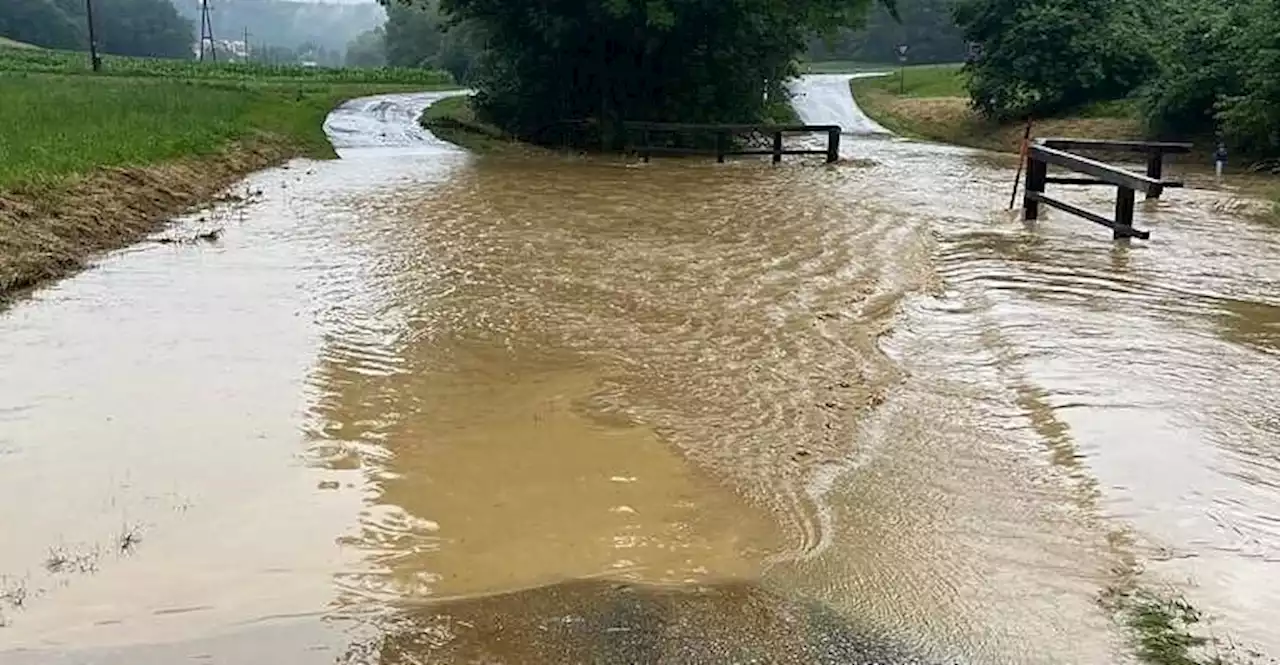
[0,0,84,49]
[807,0,966,65]
[390,0,893,147]
[45,0,193,58]
[1142,0,1280,157]
[953,0,1155,121]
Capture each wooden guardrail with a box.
[1023,138,1192,241]
[1039,138,1192,200]
[623,122,842,164]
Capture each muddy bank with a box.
[0,138,298,301]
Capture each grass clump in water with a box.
[1105,587,1273,665]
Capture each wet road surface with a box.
[1,82,1278,664]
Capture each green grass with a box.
[0,47,458,189]
[0,45,452,85]
[849,64,1144,153]
[0,73,455,189]
[0,37,39,50]
[420,95,521,153]
[800,60,895,74]
[851,63,967,97]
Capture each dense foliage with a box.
[2,0,193,58]
[1141,0,1280,157]
[0,0,83,51]
[807,0,965,65]
[375,2,482,82]
[346,28,387,68]
[396,0,891,148]
[952,0,1154,122]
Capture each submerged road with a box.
[1,80,1278,664]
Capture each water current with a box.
[1,81,1278,664]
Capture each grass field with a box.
[0,46,457,189]
[0,74,452,189]
[0,46,458,296]
[0,46,451,84]
[849,63,1143,153]
[0,37,38,49]
[800,60,894,74]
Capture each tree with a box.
[381,1,482,82]
[95,0,194,58]
[402,0,894,148]
[807,0,966,65]
[1141,0,1280,157]
[346,27,387,67]
[953,0,1155,121]
[384,2,443,68]
[0,0,84,50]
[45,0,193,58]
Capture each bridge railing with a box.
[622,122,842,164]
[1023,138,1193,241]
[1039,138,1192,201]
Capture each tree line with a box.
[955,0,1280,159]
[0,0,191,59]
[807,0,966,65]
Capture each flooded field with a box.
[2,82,1278,664]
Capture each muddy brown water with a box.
[2,85,1279,664]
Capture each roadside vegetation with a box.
[0,43,457,297]
[420,95,522,154]
[0,47,452,84]
[410,0,897,151]
[850,64,1142,153]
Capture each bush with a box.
[953,0,1155,122]
[1140,0,1280,157]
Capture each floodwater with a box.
[2,81,1278,664]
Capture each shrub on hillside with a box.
[953,0,1155,122]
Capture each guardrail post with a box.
[1023,156,1047,220]
[827,128,840,163]
[642,127,651,163]
[717,131,727,163]
[1114,187,1135,239]
[1145,152,1164,200]
[773,131,783,164]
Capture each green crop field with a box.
[0,46,452,85]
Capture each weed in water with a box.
[119,523,144,554]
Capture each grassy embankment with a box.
[0,47,456,298]
[850,63,1280,219]
[420,95,524,154]
[849,63,1142,153]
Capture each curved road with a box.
[1,80,1278,664]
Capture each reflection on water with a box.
[2,85,1280,663]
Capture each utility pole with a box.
[199,0,217,62]
[84,0,101,72]
[242,26,250,62]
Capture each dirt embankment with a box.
[0,139,296,301]
[852,89,1143,154]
